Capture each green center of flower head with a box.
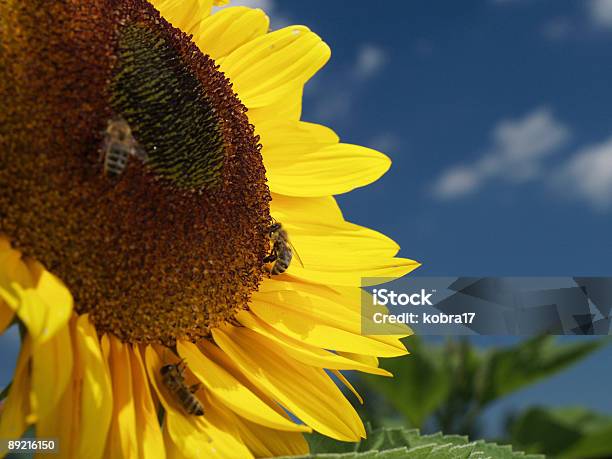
[0,0,271,345]
[112,24,225,189]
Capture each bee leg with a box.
[189,383,201,394]
[263,250,277,264]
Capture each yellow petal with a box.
[30,323,73,423]
[203,391,307,458]
[100,334,110,361]
[337,352,380,369]
[36,317,80,458]
[0,245,72,345]
[177,341,309,432]
[262,122,395,197]
[267,143,391,197]
[25,259,73,343]
[36,365,77,458]
[236,310,392,376]
[271,194,344,223]
[0,337,31,441]
[75,315,114,459]
[150,0,213,34]
[0,239,32,291]
[248,86,303,124]
[276,207,401,259]
[197,392,255,459]
[283,254,418,288]
[105,336,138,459]
[221,26,330,109]
[212,326,366,441]
[198,341,295,421]
[130,345,166,459]
[232,414,309,458]
[194,7,269,60]
[257,120,339,160]
[0,240,16,337]
[162,425,186,459]
[332,370,363,405]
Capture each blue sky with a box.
[1,0,611,441]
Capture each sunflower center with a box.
[0,0,271,345]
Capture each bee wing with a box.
[288,240,305,268]
[132,144,148,162]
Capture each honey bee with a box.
[101,116,147,177]
[263,221,303,275]
[160,359,204,416]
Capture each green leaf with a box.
[434,339,485,435]
[510,406,612,458]
[476,336,607,406]
[360,338,452,428]
[280,427,545,459]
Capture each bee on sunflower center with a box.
[100,116,148,178]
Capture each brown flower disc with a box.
[0,0,271,345]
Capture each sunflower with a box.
[0,0,419,458]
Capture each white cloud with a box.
[541,17,573,41]
[590,0,612,28]
[492,108,570,160]
[433,167,480,198]
[354,44,388,80]
[551,136,612,209]
[369,132,402,153]
[537,1,612,42]
[432,107,571,200]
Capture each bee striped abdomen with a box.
[101,117,143,178]
[271,249,292,275]
[104,145,130,176]
[177,386,205,416]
